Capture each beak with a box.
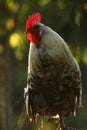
[24,29,32,36]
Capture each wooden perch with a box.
[15,104,85,130]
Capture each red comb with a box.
[26,13,41,29]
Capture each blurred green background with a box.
[0,0,87,130]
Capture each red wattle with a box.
[27,33,40,44]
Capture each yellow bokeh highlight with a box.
[9,33,21,48]
[69,44,81,63]
[83,3,87,10]
[39,0,50,6]
[57,0,65,10]
[7,0,19,13]
[9,33,24,60]
[6,19,15,30]
[82,48,87,65]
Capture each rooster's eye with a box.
[33,25,40,29]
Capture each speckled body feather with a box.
[24,23,82,122]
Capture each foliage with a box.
[0,0,87,129]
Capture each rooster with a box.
[24,13,82,130]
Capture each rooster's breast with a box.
[27,41,81,119]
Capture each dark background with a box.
[0,0,87,130]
